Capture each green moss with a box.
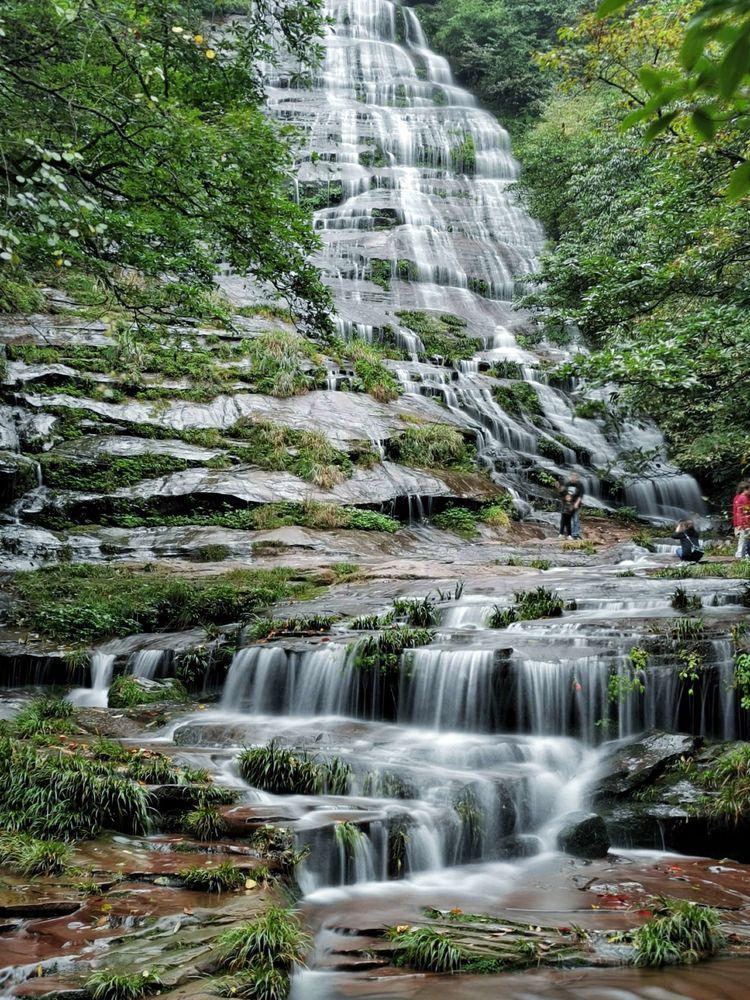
[40,453,190,492]
[7,565,302,642]
[108,676,187,708]
[449,131,476,174]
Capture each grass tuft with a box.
[633,898,724,967]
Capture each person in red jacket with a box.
[733,482,750,559]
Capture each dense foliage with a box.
[0,0,332,328]
[515,0,750,501]
[412,0,580,122]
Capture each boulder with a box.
[557,811,610,859]
[593,730,701,803]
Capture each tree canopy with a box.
[0,0,332,329]
[516,0,750,500]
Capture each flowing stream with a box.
[168,563,749,996]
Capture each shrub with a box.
[479,504,511,530]
[213,906,309,973]
[349,612,395,630]
[184,802,227,841]
[433,506,478,539]
[0,832,72,876]
[237,742,351,796]
[633,898,724,967]
[492,382,543,419]
[633,531,656,552]
[178,861,245,892]
[85,970,163,1000]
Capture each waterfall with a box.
[67,652,116,708]
[262,0,703,519]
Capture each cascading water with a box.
[264,0,704,520]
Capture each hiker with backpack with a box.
[672,519,704,563]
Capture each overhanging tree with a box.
[0,0,333,329]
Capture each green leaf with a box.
[595,0,629,17]
[639,66,663,92]
[680,27,709,69]
[718,30,750,98]
[643,111,678,141]
[690,107,717,140]
[726,159,750,200]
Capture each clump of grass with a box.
[392,595,438,627]
[214,906,309,973]
[12,697,74,739]
[669,617,706,642]
[633,898,724,967]
[671,587,703,611]
[392,424,476,472]
[85,969,163,1000]
[246,615,336,641]
[179,861,245,892]
[487,587,564,628]
[330,561,359,580]
[184,801,227,841]
[349,611,395,630]
[699,744,750,822]
[237,742,352,796]
[215,964,290,1000]
[334,821,365,859]
[90,737,133,763]
[0,832,72,876]
[352,626,434,679]
[0,737,153,840]
[126,751,179,784]
[389,926,461,972]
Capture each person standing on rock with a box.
[733,481,750,559]
[672,519,704,563]
[558,491,576,539]
[558,472,584,540]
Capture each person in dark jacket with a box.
[672,519,704,563]
[558,492,576,539]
